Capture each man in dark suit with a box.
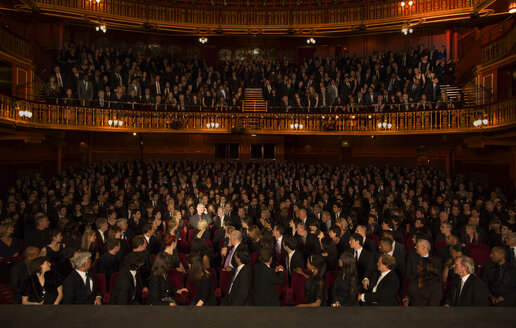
[189,203,213,229]
[283,235,305,277]
[10,246,40,303]
[223,230,247,270]
[378,237,405,285]
[359,254,399,306]
[480,246,516,306]
[349,233,375,282]
[128,235,154,286]
[92,90,108,108]
[63,251,102,305]
[406,239,441,278]
[223,248,253,306]
[295,221,321,258]
[357,225,377,254]
[95,217,108,256]
[444,255,490,306]
[506,232,516,266]
[382,230,406,263]
[253,247,285,306]
[77,74,94,106]
[96,238,121,287]
[110,251,144,305]
[23,215,51,249]
[150,75,163,98]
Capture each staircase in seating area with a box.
[242,88,268,112]
[440,84,476,107]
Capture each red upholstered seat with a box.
[105,272,120,304]
[290,271,307,306]
[367,234,380,248]
[466,243,490,266]
[167,268,185,289]
[94,273,108,303]
[251,252,259,269]
[218,268,233,301]
[325,270,338,304]
[276,270,289,306]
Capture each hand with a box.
[495,296,504,304]
[221,247,227,257]
[223,266,233,272]
[169,302,177,307]
[176,288,188,294]
[362,280,370,289]
[275,265,285,272]
[94,297,102,306]
[332,301,341,308]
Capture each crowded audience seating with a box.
[43,42,466,113]
[0,160,514,307]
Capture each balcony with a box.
[21,0,483,35]
[1,95,514,135]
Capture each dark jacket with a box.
[444,274,490,306]
[223,264,253,306]
[110,268,143,305]
[252,262,284,306]
[363,270,400,306]
[62,270,100,304]
[149,274,178,305]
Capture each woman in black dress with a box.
[41,229,64,264]
[187,253,216,306]
[331,252,358,307]
[297,255,326,307]
[0,222,20,259]
[21,257,63,305]
[149,252,188,306]
[403,257,443,306]
[321,237,339,272]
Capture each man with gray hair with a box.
[189,203,213,228]
[406,238,441,278]
[444,255,489,306]
[63,251,102,305]
[506,232,516,266]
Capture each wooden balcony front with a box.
[25,0,481,35]
[1,95,514,135]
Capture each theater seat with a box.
[167,269,185,289]
[178,253,188,271]
[466,244,490,266]
[0,284,15,304]
[251,252,259,269]
[94,273,108,303]
[218,268,233,301]
[276,270,289,306]
[324,270,338,305]
[290,271,307,306]
[401,277,411,298]
[105,272,120,304]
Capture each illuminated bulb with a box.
[27,111,32,118]
[510,7,516,14]
[306,39,310,44]
[387,123,392,129]
[118,121,123,126]
[96,0,100,3]
[108,120,113,126]
[408,0,413,5]
[215,123,219,128]
[377,123,382,128]
[409,28,413,33]
[294,123,299,128]
[368,115,372,119]
[133,132,137,136]
[351,115,355,119]
[113,119,118,126]
[382,122,387,128]
[206,123,211,128]
[299,124,303,129]
[290,124,294,129]
[335,115,339,119]
[19,110,24,117]
[482,119,488,125]
[400,1,405,6]
[210,122,215,127]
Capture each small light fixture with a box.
[96,0,100,3]
[408,0,413,5]
[510,2,516,14]
[401,1,405,6]
[199,37,208,44]
[18,110,32,118]
[96,24,107,33]
[306,38,316,45]
[133,132,137,136]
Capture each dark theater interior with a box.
[0,0,515,326]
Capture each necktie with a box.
[275,240,281,255]
[228,267,240,294]
[224,246,235,267]
[354,250,358,262]
[57,74,63,87]
[156,83,160,95]
[85,272,92,296]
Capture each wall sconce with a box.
[402,26,413,35]
[199,37,208,44]
[473,119,488,127]
[400,1,413,7]
[108,119,123,127]
[96,25,107,33]
[289,123,304,129]
[377,122,393,129]
[509,2,516,13]
[206,122,220,128]
[306,38,316,45]
[18,110,33,118]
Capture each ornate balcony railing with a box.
[481,23,516,64]
[0,28,32,61]
[1,95,514,135]
[30,0,479,34]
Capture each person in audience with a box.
[0,222,20,258]
[11,246,41,303]
[403,258,443,306]
[187,253,216,306]
[358,254,399,306]
[331,252,359,307]
[297,255,326,307]
[480,246,516,306]
[40,229,64,264]
[149,252,188,306]
[110,251,144,305]
[96,238,121,287]
[21,256,63,305]
[222,248,253,306]
[23,215,51,249]
[349,233,374,283]
[283,235,305,278]
[62,251,102,305]
[252,247,285,306]
[406,239,442,278]
[443,255,489,306]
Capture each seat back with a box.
[0,284,15,304]
[106,272,120,304]
[94,273,107,302]
[167,269,185,289]
[467,244,490,266]
[290,271,307,306]
[218,268,233,298]
[325,270,338,305]
[276,270,289,306]
[251,252,259,268]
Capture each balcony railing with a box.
[481,23,516,64]
[1,95,514,135]
[32,0,478,34]
[0,28,32,61]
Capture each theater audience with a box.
[443,256,489,306]
[11,247,41,303]
[21,257,63,305]
[480,246,516,306]
[222,248,253,306]
[0,222,20,258]
[252,247,285,306]
[110,251,144,305]
[403,258,443,306]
